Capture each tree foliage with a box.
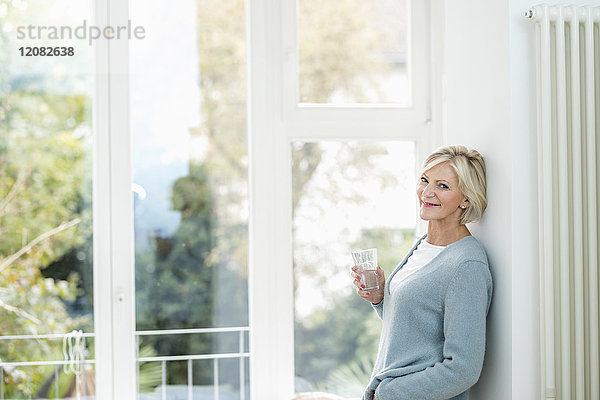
[298,0,405,103]
[0,90,93,396]
[0,5,94,397]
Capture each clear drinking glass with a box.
[352,248,379,290]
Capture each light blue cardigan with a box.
[363,234,493,400]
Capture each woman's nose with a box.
[422,184,434,197]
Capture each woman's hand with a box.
[351,265,385,304]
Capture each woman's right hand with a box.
[351,265,385,304]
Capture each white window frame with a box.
[92,0,136,398]
[248,0,442,399]
[90,0,442,397]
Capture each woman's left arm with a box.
[374,261,492,400]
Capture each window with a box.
[0,0,435,398]
[130,0,249,398]
[298,0,410,105]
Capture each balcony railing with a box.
[0,327,250,400]
[135,327,250,400]
[0,333,95,400]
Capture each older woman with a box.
[352,145,492,400]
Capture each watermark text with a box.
[16,20,145,46]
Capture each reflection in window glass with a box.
[298,0,410,105]
[292,141,416,397]
[130,0,249,398]
[0,0,94,398]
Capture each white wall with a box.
[444,0,515,398]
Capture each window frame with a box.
[92,0,136,397]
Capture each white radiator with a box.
[527,5,600,400]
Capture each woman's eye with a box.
[420,177,428,183]
[439,183,449,189]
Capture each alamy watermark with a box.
[16,19,146,46]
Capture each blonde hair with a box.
[421,145,487,224]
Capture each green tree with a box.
[0,93,93,397]
[298,0,403,103]
[135,165,217,385]
[0,3,94,397]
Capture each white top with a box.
[389,239,446,293]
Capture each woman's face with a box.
[416,161,469,224]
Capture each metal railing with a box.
[0,333,95,400]
[135,327,250,400]
[0,328,250,400]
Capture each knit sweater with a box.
[363,234,493,400]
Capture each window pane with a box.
[292,141,416,397]
[0,0,94,398]
[130,0,249,398]
[298,0,410,105]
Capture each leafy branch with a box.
[0,218,81,273]
[0,169,29,218]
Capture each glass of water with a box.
[352,248,379,291]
